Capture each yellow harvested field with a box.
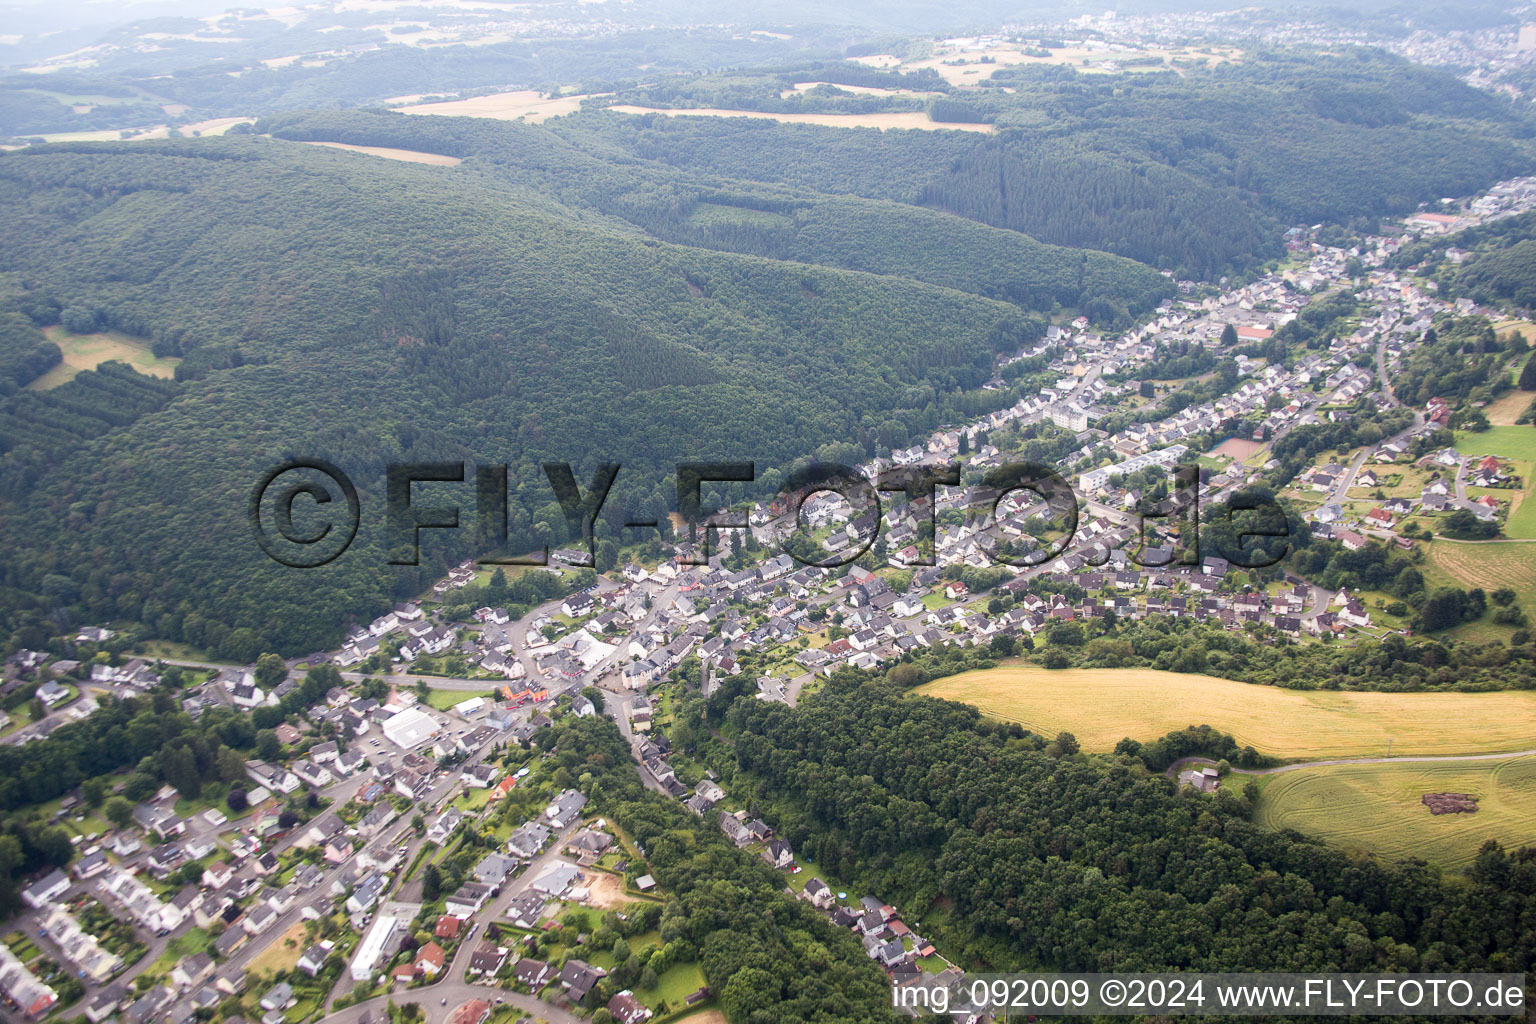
[30,327,180,389]
[607,105,994,132]
[917,666,1536,759]
[299,141,462,166]
[1494,319,1536,344]
[183,116,255,136]
[36,116,253,144]
[1258,755,1536,868]
[1484,389,1534,426]
[395,89,604,123]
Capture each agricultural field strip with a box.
[918,666,1536,760]
[1256,755,1536,868]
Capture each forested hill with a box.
[0,44,1532,658]
[258,109,1174,321]
[715,674,1536,980]
[0,135,1048,658]
[580,51,1536,278]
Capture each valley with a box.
[2,3,1536,1023]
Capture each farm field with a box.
[1256,755,1536,868]
[780,81,940,98]
[1426,540,1536,631]
[29,327,180,389]
[1493,319,1536,345]
[917,666,1536,759]
[395,89,603,122]
[606,105,995,132]
[863,42,1242,84]
[1482,389,1534,426]
[298,141,462,166]
[35,116,253,143]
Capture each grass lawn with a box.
[917,665,1536,759]
[1350,464,1429,500]
[285,995,320,1022]
[453,785,493,812]
[1256,754,1536,868]
[1353,589,1412,630]
[639,960,708,1011]
[140,929,212,983]
[1455,425,1536,465]
[4,932,40,962]
[424,687,495,711]
[920,592,950,611]
[175,789,256,822]
[30,326,181,390]
[131,640,215,662]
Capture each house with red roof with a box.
[416,941,446,977]
[450,1000,491,1024]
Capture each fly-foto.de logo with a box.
[248,459,1291,570]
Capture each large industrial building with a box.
[382,706,440,749]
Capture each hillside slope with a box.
[0,136,1041,655]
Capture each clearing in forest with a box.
[29,327,179,390]
[1483,389,1533,426]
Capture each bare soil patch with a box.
[1422,792,1479,815]
[1209,437,1264,460]
[582,871,634,910]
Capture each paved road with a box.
[1375,337,1402,410]
[1281,572,1334,620]
[314,979,582,1024]
[1324,445,1371,506]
